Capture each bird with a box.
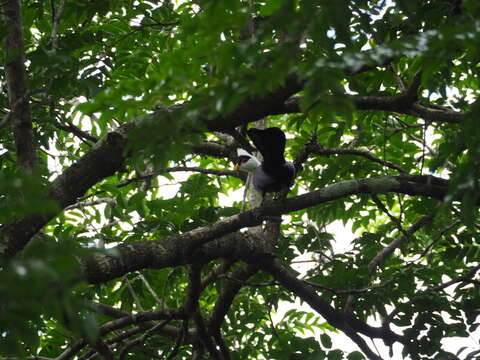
[236,148,261,171]
[235,127,295,197]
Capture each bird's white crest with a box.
[236,148,261,172]
[237,148,252,157]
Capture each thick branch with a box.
[2,0,37,170]
[0,73,299,257]
[0,63,461,258]
[192,141,236,159]
[287,90,463,124]
[84,233,254,284]
[352,94,462,123]
[84,174,451,283]
[0,123,132,257]
[203,74,304,131]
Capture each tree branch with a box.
[352,93,462,124]
[0,123,132,257]
[203,74,304,131]
[158,166,245,180]
[257,256,402,356]
[90,339,115,360]
[165,319,189,360]
[119,317,173,360]
[113,166,246,190]
[0,60,463,259]
[209,264,258,332]
[1,0,37,170]
[370,193,408,236]
[64,197,116,211]
[56,308,186,360]
[0,357,52,360]
[54,119,99,143]
[50,0,67,49]
[88,301,132,319]
[186,264,222,360]
[368,215,433,276]
[191,141,237,159]
[83,174,451,284]
[383,264,480,327]
[295,140,407,174]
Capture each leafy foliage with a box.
[1,0,479,359]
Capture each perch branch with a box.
[83,174,450,283]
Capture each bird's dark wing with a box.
[252,161,295,194]
[247,127,286,167]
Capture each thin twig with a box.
[136,271,168,308]
[296,141,407,174]
[64,197,116,211]
[124,275,144,311]
[384,264,480,326]
[164,320,188,360]
[370,193,409,237]
[50,0,67,49]
[304,278,395,295]
[200,260,235,292]
[368,215,433,276]
[117,166,245,188]
[54,119,99,143]
[119,317,173,360]
[389,63,405,91]
[409,219,462,263]
[219,274,278,287]
[108,21,180,50]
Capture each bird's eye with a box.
[238,156,251,163]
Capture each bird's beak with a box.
[234,163,240,170]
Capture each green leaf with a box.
[320,333,332,349]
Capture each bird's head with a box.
[234,148,261,172]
